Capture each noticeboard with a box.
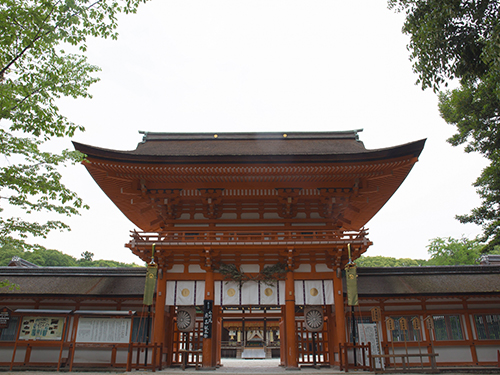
[358,323,383,369]
[76,318,131,343]
[19,316,64,341]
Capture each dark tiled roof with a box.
[135,131,367,156]
[480,254,500,265]
[8,256,40,268]
[356,265,500,296]
[0,267,146,296]
[73,131,425,164]
[2,266,499,298]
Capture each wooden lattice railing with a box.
[129,229,369,247]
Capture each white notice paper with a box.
[76,318,131,343]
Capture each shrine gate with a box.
[74,130,425,369]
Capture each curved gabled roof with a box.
[73,131,426,233]
[73,130,425,164]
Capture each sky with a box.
[34,0,486,264]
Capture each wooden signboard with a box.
[0,307,11,329]
[425,316,435,330]
[386,317,395,331]
[203,300,213,339]
[399,317,408,331]
[412,317,421,331]
[370,307,381,322]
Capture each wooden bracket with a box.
[199,189,223,219]
[200,247,220,271]
[276,188,301,219]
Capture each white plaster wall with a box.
[0,347,14,362]
[240,264,260,273]
[188,264,205,273]
[296,263,311,272]
[169,264,185,273]
[435,346,472,363]
[476,345,500,362]
[315,264,332,272]
[73,348,113,363]
[29,347,63,363]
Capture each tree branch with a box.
[0,1,60,77]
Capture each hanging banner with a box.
[166,281,205,306]
[203,300,213,339]
[345,265,358,306]
[143,264,157,306]
[294,280,334,305]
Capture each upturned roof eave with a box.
[72,139,426,165]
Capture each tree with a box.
[388,0,499,91]
[426,236,484,265]
[27,248,77,266]
[0,243,24,265]
[81,251,94,262]
[357,256,427,267]
[0,0,147,251]
[389,0,500,251]
[0,244,140,267]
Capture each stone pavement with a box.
[3,359,499,375]
[3,359,339,375]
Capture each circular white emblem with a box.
[306,309,323,329]
[177,310,192,330]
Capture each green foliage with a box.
[0,0,147,251]
[258,263,288,286]
[0,243,24,265]
[426,236,484,265]
[81,251,94,262]
[0,244,139,267]
[28,248,77,266]
[388,0,499,91]
[217,263,247,283]
[0,279,18,290]
[357,256,427,267]
[358,236,486,267]
[439,75,500,251]
[389,0,500,251]
[76,257,138,268]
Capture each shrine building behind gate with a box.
[71,130,425,369]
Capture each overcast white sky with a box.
[36,0,486,264]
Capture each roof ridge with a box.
[139,130,364,142]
